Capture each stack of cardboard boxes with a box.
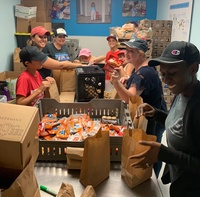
[141,20,172,58]
[139,19,173,110]
[0,104,40,196]
[15,0,52,33]
[20,0,52,32]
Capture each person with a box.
[74,48,105,65]
[117,50,134,78]
[16,46,55,106]
[41,28,70,78]
[90,2,96,21]
[105,34,121,80]
[27,26,83,79]
[111,38,167,176]
[130,41,200,197]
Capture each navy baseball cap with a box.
[121,38,148,53]
[148,41,200,66]
[19,46,47,62]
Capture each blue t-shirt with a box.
[126,66,166,110]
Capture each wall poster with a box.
[76,0,111,24]
[168,0,193,41]
[122,0,146,17]
[51,0,70,20]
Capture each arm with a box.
[42,57,83,70]
[111,71,137,103]
[16,80,51,106]
[92,55,105,64]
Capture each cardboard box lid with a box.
[0,103,39,170]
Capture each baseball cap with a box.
[19,46,47,62]
[79,48,91,57]
[106,34,118,41]
[121,38,148,53]
[31,26,50,36]
[55,28,68,37]
[148,41,200,67]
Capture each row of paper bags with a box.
[67,127,156,189]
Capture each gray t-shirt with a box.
[165,94,190,182]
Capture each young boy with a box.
[16,46,55,106]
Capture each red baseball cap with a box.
[106,34,118,41]
[31,26,50,36]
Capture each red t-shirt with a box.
[16,71,44,106]
[105,50,121,80]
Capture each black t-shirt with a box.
[126,66,166,110]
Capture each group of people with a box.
[17,25,200,196]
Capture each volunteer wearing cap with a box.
[105,34,121,80]
[16,46,55,106]
[112,38,167,177]
[27,26,83,79]
[130,41,200,197]
[111,38,166,134]
[41,28,70,78]
[75,48,105,64]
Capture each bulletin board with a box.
[168,0,193,41]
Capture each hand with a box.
[39,81,51,92]
[129,141,161,169]
[119,76,129,85]
[135,103,156,118]
[45,77,55,84]
[73,59,81,63]
[110,70,120,83]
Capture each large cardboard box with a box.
[16,17,36,33]
[21,0,52,10]
[0,139,39,190]
[36,9,52,22]
[15,5,37,19]
[0,104,39,170]
[31,22,52,32]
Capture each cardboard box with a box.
[0,104,40,170]
[0,139,39,190]
[15,4,37,19]
[21,0,52,10]
[31,22,52,32]
[59,92,75,103]
[36,9,52,22]
[16,17,36,33]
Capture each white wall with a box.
[70,36,110,57]
[0,0,20,72]
[157,0,200,79]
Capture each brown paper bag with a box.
[60,69,76,92]
[121,128,156,188]
[80,129,110,188]
[80,185,96,197]
[56,183,75,197]
[66,147,84,170]
[13,48,21,62]
[1,156,40,197]
[48,81,60,102]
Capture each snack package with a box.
[103,58,122,73]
